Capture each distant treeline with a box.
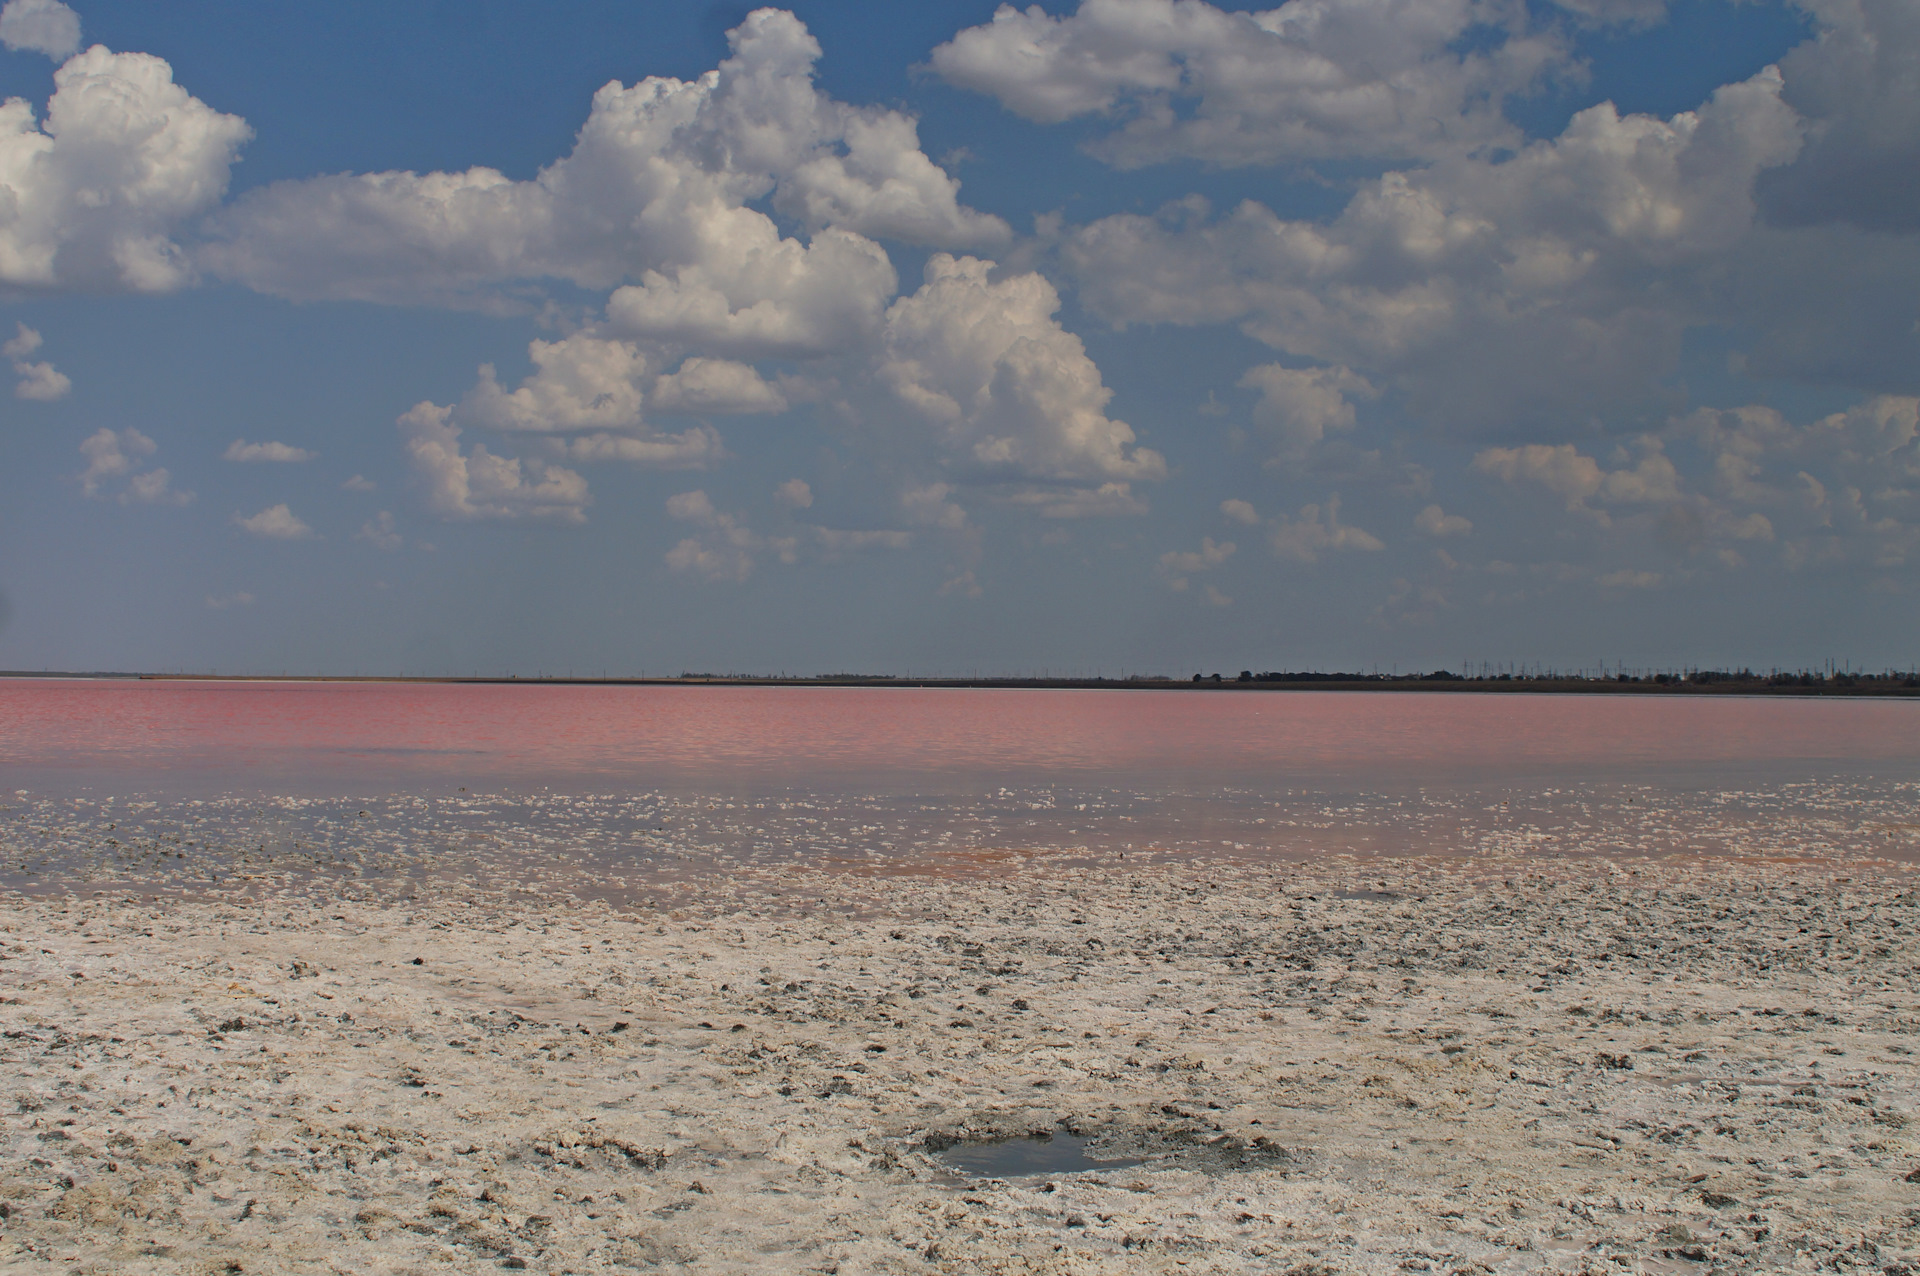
[38,668,1917,696]
[1213,668,1920,690]
[655,667,1920,694]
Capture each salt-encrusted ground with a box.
[4,855,1919,1275]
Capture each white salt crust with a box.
[3,856,1918,1274]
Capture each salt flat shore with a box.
[4,856,1920,1276]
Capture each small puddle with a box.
[935,1130,1144,1179]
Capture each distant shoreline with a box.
[3,669,1917,696]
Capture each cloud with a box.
[939,568,983,597]
[1220,497,1260,525]
[604,228,898,360]
[929,0,1567,168]
[663,488,795,580]
[998,481,1149,518]
[814,526,911,552]
[1759,0,1920,234]
[79,426,149,495]
[201,11,1004,309]
[1447,395,1920,573]
[553,428,724,466]
[4,324,41,357]
[121,466,189,505]
[398,401,590,523]
[1474,443,1607,506]
[1239,363,1376,454]
[355,511,402,551]
[1157,535,1235,589]
[776,478,814,508]
[900,481,970,529]
[1414,503,1473,537]
[223,439,316,463]
[0,45,250,292]
[1267,495,1384,561]
[458,333,648,433]
[0,0,79,59]
[233,503,315,540]
[1675,395,1920,568]
[416,330,727,470]
[1062,68,1804,429]
[3,322,68,399]
[77,426,191,504]
[665,489,719,523]
[1472,442,1680,513]
[341,474,377,492]
[1597,568,1663,588]
[12,357,68,399]
[1546,0,1668,27]
[879,253,1166,486]
[203,591,254,611]
[650,357,787,415]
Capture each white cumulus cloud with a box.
[1673,395,1920,569]
[399,401,591,523]
[0,0,79,59]
[1267,495,1384,561]
[879,253,1166,486]
[1240,363,1376,454]
[223,439,315,463]
[233,503,315,540]
[431,331,726,469]
[603,227,897,360]
[996,481,1149,518]
[553,429,725,467]
[930,0,1566,168]
[1063,68,1804,430]
[663,489,795,580]
[650,357,787,415]
[458,333,648,433]
[77,426,190,504]
[3,322,68,399]
[355,511,403,551]
[1414,504,1473,537]
[79,425,147,495]
[201,11,1003,309]
[1473,441,1681,514]
[0,45,250,292]
[1220,498,1260,525]
[1157,535,1235,589]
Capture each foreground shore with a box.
[4,856,1918,1275]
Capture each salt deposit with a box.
[4,852,1918,1274]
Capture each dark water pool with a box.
[935,1130,1143,1178]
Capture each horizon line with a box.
[2,668,1916,697]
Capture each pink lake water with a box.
[7,678,1918,785]
[3,678,1918,895]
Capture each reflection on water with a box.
[936,1130,1143,1179]
[3,678,1918,899]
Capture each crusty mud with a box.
[4,856,1919,1274]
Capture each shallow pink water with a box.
[3,678,1916,790]
[6,679,1919,889]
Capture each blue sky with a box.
[1,0,1915,676]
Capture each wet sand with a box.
[5,855,1920,1275]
